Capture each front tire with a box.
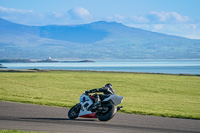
[68,104,80,119]
[97,102,117,121]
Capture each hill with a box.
[0,18,200,59]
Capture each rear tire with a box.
[68,104,80,119]
[97,102,117,121]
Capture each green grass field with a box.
[0,70,199,119]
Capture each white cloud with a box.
[103,11,193,24]
[170,12,191,22]
[52,12,65,18]
[68,7,92,20]
[114,15,125,20]
[104,14,126,23]
[127,23,200,39]
[0,6,94,25]
[149,11,170,22]
[0,6,34,14]
[0,6,41,25]
[130,16,149,23]
[123,11,199,39]
[148,11,192,23]
[153,24,164,30]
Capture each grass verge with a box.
[0,70,199,119]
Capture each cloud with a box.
[116,11,199,39]
[52,12,65,18]
[104,11,193,25]
[0,6,93,25]
[0,6,34,14]
[147,11,192,23]
[126,23,200,39]
[68,7,92,20]
[153,24,164,30]
[0,6,42,25]
[104,14,126,24]
[130,16,149,23]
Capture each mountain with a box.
[0,18,200,59]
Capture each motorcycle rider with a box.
[85,83,115,109]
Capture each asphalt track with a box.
[0,101,199,133]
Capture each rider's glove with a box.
[85,90,90,94]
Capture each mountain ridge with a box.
[0,18,199,59]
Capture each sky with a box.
[0,0,200,39]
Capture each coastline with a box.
[0,69,199,77]
[0,63,7,68]
[0,59,94,63]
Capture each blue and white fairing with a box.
[78,93,94,117]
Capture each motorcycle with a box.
[68,92,123,121]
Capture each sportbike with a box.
[68,92,123,121]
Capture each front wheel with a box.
[68,104,80,119]
[96,102,117,121]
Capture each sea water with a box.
[1,59,200,74]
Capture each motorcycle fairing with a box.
[102,94,124,105]
[78,94,94,117]
[80,112,97,118]
[77,93,123,118]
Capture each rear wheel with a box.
[96,102,117,121]
[68,104,80,119]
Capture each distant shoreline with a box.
[0,63,7,68]
[0,59,94,63]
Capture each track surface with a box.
[0,101,199,133]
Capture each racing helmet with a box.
[105,83,112,89]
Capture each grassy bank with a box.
[0,70,199,119]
